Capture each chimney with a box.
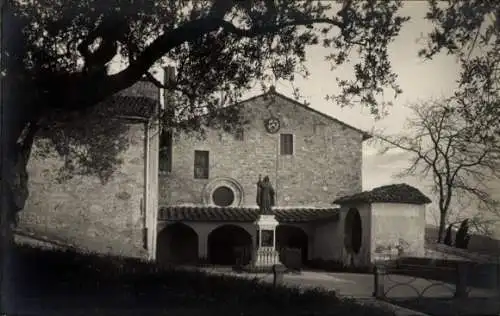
[162,66,176,116]
[164,66,176,86]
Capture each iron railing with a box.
[373,258,500,300]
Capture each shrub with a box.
[455,219,471,249]
[443,224,453,246]
[8,244,395,315]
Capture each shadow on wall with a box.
[34,112,132,184]
[426,225,500,255]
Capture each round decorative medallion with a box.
[264,117,281,134]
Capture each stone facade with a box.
[18,80,160,259]
[160,91,367,208]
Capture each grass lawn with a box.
[3,244,398,315]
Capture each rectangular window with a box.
[194,150,209,179]
[280,133,294,155]
[159,130,172,173]
[234,127,244,141]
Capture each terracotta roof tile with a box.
[158,206,339,223]
[333,183,432,205]
[95,95,158,118]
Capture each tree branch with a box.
[96,12,344,108]
[144,71,194,99]
[218,17,343,37]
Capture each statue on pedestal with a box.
[256,175,275,215]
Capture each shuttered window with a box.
[194,150,209,179]
[234,127,244,141]
[280,134,294,155]
[159,130,172,172]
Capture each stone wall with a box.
[160,93,365,208]
[18,79,160,259]
[19,120,149,258]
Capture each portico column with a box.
[197,227,209,261]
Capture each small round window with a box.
[212,186,235,207]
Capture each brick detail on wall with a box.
[160,94,364,208]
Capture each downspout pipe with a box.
[144,118,151,258]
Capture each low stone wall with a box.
[392,256,500,290]
[426,243,500,263]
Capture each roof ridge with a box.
[333,184,431,205]
[267,89,371,141]
[173,88,371,141]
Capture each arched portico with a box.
[207,224,253,265]
[156,222,199,265]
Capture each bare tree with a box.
[372,98,500,243]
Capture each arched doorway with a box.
[157,223,199,265]
[344,208,362,254]
[276,225,309,267]
[207,225,252,266]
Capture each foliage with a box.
[4,0,409,135]
[372,98,500,243]
[420,0,499,146]
[455,219,471,249]
[33,110,133,184]
[8,244,395,315]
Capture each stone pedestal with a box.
[252,214,282,268]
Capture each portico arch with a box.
[207,224,252,265]
[156,222,199,265]
[276,225,309,265]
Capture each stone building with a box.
[19,71,432,269]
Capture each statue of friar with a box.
[256,175,275,215]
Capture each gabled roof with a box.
[333,183,432,205]
[262,87,372,141]
[158,206,340,223]
[175,87,371,141]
